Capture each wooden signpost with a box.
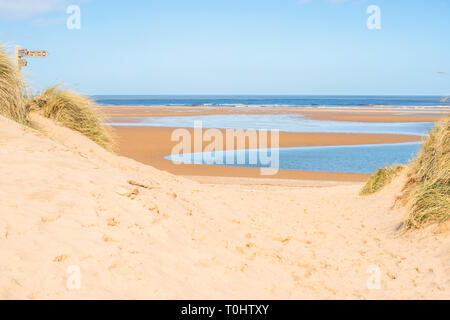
[15,46,49,70]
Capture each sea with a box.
[93,95,450,109]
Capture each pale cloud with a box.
[0,0,72,20]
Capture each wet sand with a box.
[101,105,450,123]
[110,126,423,182]
[104,106,443,181]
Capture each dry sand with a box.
[0,114,448,299]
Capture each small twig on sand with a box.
[128,180,158,190]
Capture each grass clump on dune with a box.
[28,86,113,150]
[360,165,404,195]
[403,118,449,229]
[0,46,28,124]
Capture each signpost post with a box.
[15,46,49,71]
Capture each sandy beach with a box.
[111,126,422,181]
[101,105,450,122]
[1,113,448,299]
[2,0,449,303]
[105,106,442,181]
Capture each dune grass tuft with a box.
[403,118,449,229]
[360,165,404,195]
[0,46,28,124]
[28,86,113,150]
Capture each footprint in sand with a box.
[106,217,120,227]
[102,235,118,243]
[41,213,61,223]
[53,254,68,263]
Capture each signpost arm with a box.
[14,46,47,71]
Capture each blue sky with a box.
[1,0,449,95]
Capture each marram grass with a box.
[28,86,113,151]
[360,117,450,229]
[403,118,449,229]
[360,165,404,195]
[0,46,28,124]
[359,118,449,229]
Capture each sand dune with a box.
[0,114,448,299]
